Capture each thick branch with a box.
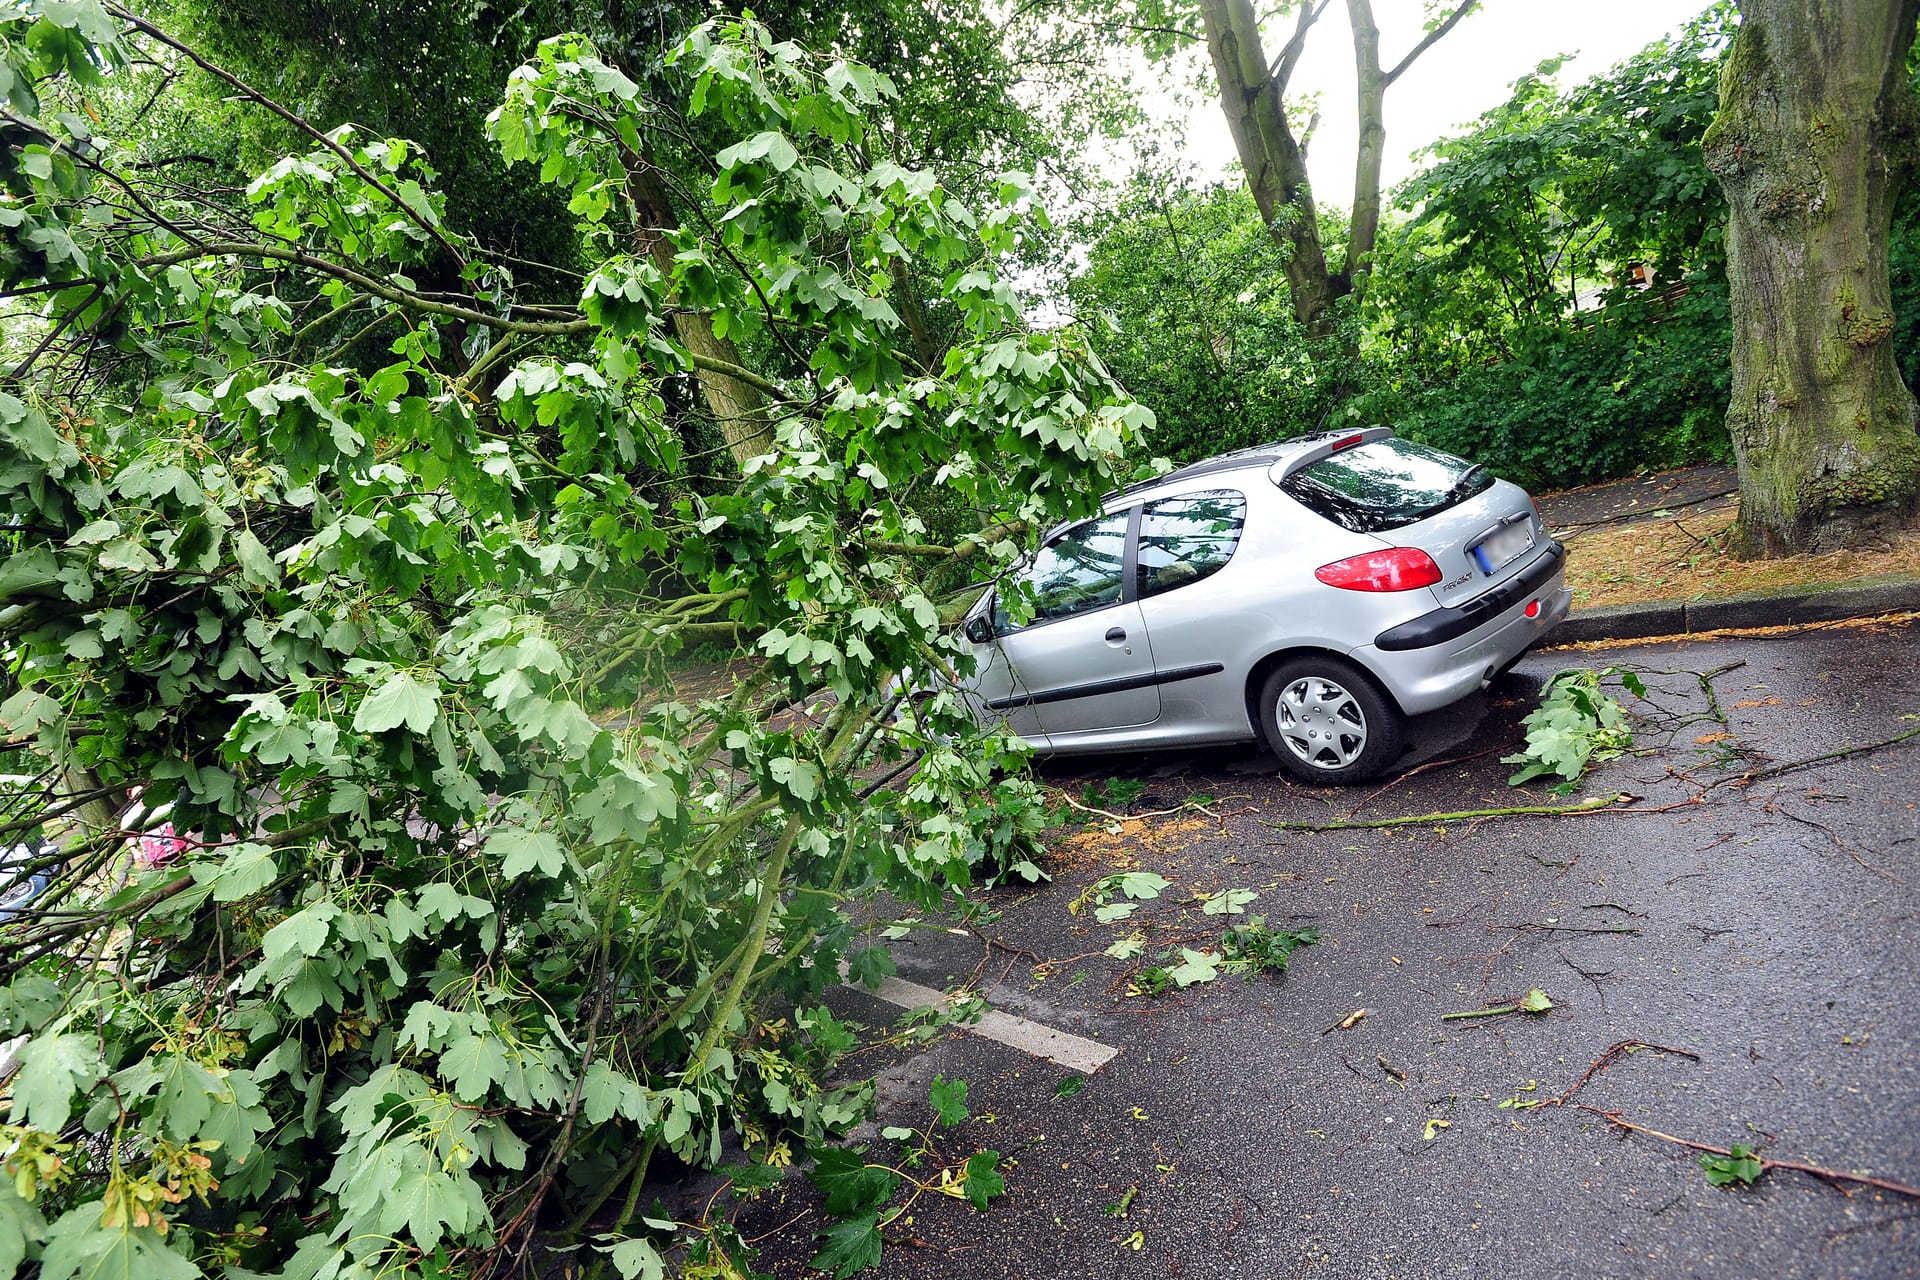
[1384,1,1480,85]
[136,242,589,334]
[1269,0,1331,94]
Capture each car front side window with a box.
[994,511,1130,631]
[1136,491,1247,598]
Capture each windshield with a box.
[1279,438,1495,533]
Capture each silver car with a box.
[956,428,1571,783]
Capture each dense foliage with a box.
[0,4,1150,1278]
[1059,180,1365,462]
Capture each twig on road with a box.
[1500,921,1642,936]
[1721,725,1920,790]
[1580,1107,1920,1200]
[1557,950,1617,1013]
[1548,1039,1698,1107]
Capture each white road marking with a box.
[848,971,1118,1074]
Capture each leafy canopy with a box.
[0,2,1147,1276]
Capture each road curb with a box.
[1551,577,1920,645]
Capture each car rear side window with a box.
[1137,491,1247,599]
[994,511,1129,630]
[1279,438,1496,533]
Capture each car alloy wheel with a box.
[1260,656,1404,784]
[1275,675,1368,770]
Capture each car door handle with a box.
[1104,627,1127,644]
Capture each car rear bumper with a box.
[1353,549,1571,715]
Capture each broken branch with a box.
[1579,1107,1920,1200]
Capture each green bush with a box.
[1364,282,1734,491]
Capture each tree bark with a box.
[1703,0,1920,554]
[622,159,776,469]
[1197,0,1343,337]
[1348,0,1387,294]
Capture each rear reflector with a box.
[1525,599,1541,618]
[1315,547,1443,592]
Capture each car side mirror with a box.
[962,614,994,645]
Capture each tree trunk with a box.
[1197,0,1342,337]
[1703,0,1920,554]
[1347,1,1477,296]
[1347,0,1387,294]
[622,159,776,469]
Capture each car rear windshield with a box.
[1278,437,1496,534]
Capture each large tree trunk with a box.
[622,159,776,469]
[1197,0,1343,337]
[1703,0,1920,554]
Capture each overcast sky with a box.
[1172,0,1706,204]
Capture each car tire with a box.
[1259,657,1404,785]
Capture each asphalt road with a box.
[715,615,1920,1279]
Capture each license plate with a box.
[1471,520,1534,574]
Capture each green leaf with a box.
[0,1180,46,1277]
[808,1211,883,1279]
[1053,1075,1086,1100]
[1112,872,1170,900]
[1103,937,1144,959]
[37,1207,198,1280]
[97,538,160,573]
[67,519,120,545]
[1168,948,1220,988]
[488,825,564,880]
[844,946,894,991]
[961,1150,1005,1210]
[581,1062,652,1126]
[1201,888,1257,916]
[378,1145,487,1252]
[0,689,62,740]
[233,528,281,586]
[928,1075,968,1127]
[415,882,492,927]
[1699,1144,1764,1187]
[1093,901,1139,924]
[1517,988,1554,1013]
[11,1032,102,1131]
[199,841,277,901]
[261,902,337,963]
[608,1237,665,1280]
[196,1067,270,1165]
[438,1032,509,1102]
[806,1147,897,1215]
[0,391,75,467]
[353,669,442,735]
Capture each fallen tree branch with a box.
[1346,743,1512,818]
[1722,725,1920,789]
[1548,1039,1698,1107]
[1579,1107,1920,1200]
[1263,793,1627,832]
[1502,922,1642,936]
[1056,792,1221,823]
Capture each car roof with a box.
[1103,430,1360,504]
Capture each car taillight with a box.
[1315,547,1443,592]
[1330,433,1366,452]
